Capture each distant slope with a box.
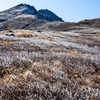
[1,17,100,31]
[77,18,100,27]
[0,15,48,31]
[44,18,100,31]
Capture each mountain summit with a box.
[0,3,63,22]
[37,9,63,21]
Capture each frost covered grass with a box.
[0,28,100,100]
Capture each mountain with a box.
[0,4,37,22]
[0,3,64,31]
[0,3,63,22]
[0,3,100,31]
[37,9,63,21]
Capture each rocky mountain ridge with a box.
[0,3,63,22]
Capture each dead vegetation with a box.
[0,28,100,100]
[0,55,100,100]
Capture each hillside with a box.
[0,4,100,100]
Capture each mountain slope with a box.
[0,15,48,31]
[0,3,63,22]
[0,3,64,31]
[37,9,63,21]
[0,4,37,22]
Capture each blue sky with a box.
[0,0,100,22]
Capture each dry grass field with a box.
[0,27,100,100]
